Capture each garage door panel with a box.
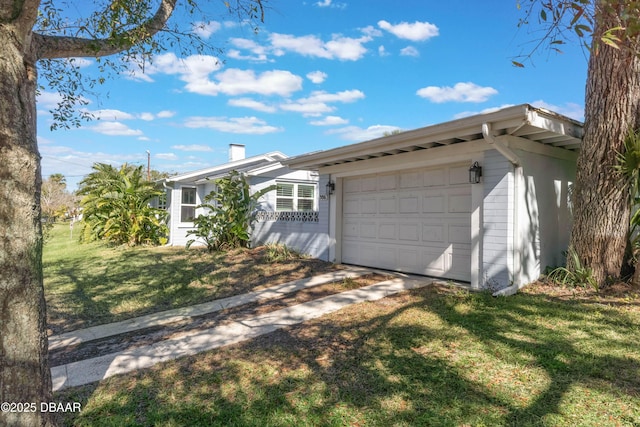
[450,225,471,244]
[377,247,397,269]
[360,222,377,239]
[344,198,360,214]
[361,198,377,214]
[377,174,396,190]
[398,248,420,270]
[449,166,470,185]
[422,249,448,276]
[343,220,359,237]
[344,179,361,193]
[399,195,420,213]
[379,197,397,213]
[423,195,445,213]
[422,224,445,243]
[400,171,422,188]
[424,169,445,187]
[378,223,396,240]
[399,223,420,241]
[342,164,471,282]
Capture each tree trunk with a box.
[569,6,640,285]
[0,23,55,427]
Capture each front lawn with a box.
[44,223,336,335]
[54,283,640,426]
[45,222,640,426]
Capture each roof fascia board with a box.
[501,135,579,162]
[168,152,288,183]
[526,108,584,141]
[318,140,491,177]
[285,105,532,169]
[285,104,583,171]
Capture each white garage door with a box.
[342,164,472,281]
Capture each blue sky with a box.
[37,0,588,190]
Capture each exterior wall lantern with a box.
[325,180,335,196]
[469,161,482,184]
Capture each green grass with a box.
[53,283,640,426]
[44,223,334,334]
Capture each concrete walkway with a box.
[51,274,434,391]
[49,266,372,351]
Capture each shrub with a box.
[186,171,275,252]
[546,247,598,290]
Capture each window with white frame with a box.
[180,187,197,222]
[276,183,316,211]
[157,192,168,210]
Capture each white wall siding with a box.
[251,174,331,260]
[482,149,513,289]
[515,149,575,285]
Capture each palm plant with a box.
[78,163,168,246]
[616,128,640,283]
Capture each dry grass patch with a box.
[44,224,337,335]
[55,283,640,426]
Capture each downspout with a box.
[162,180,173,246]
[481,123,523,297]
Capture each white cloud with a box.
[171,144,213,152]
[37,91,90,110]
[157,110,176,118]
[228,38,269,61]
[307,71,328,84]
[270,33,371,61]
[280,90,365,117]
[228,98,277,113]
[86,108,174,122]
[134,52,302,98]
[192,21,222,38]
[378,20,439,42]
[40,144,144,190]
[306,89,365,103]
[361,25,383,38]
[378,45,389,56]
[183,116,282,134]
[400,46,420,57]
[89,121,143,136]
[37,91,63,109]
[68,58,92,68]
[315,0,346,8]
[208,69,303,97]
[90,109,135,121]
[280,101,335,116]
[156,153,178,160]
[310,115,349,126]
[328,124,402,141]
[130,53,222,86]
[417,82,498,103]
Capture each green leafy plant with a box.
[617,128,640,246]
[546,247,597,290]
[77,163,168,246]
[186,171,275,252]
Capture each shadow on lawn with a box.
[54,286,640,426]
[45,245,334,335]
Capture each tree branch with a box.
[33,0,177,59]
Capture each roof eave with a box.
[284,104,583,170]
